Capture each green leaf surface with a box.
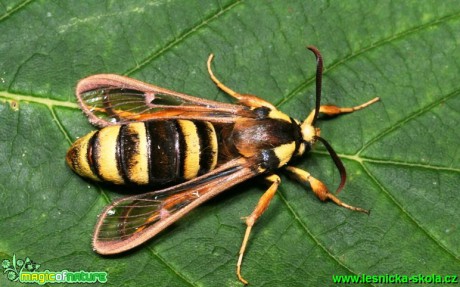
[1,1,459,286]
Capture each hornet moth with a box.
[66,46,379,284]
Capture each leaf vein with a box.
[0,0,34,22]
[357,89,460,155]
[275,9,460,108]
[360,162,460,261]
[123,0,244,76]
[276,186,376,286]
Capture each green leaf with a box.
[1,1,459,286]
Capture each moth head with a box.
[297,46,347,194]
[300,122,320,146]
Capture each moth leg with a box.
[207,54,277,110]
[236,174,281,285]
[304,97,380,125]
[285,166,369,214]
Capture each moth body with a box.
[66,47,379,284]
[67,108,310,186]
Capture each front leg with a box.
[303,97,380,126]
[237,174,281,285]
[285,166,369,214]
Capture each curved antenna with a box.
[314,136,346,194]
[307,46,323,126]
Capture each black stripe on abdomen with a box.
[145,120,182,185]
[116,123,149,185]
[195,121,218,176]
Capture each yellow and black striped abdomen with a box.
[66,120,218,186]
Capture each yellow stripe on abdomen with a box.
[95,125,124,184]
[66,130,100,182]
[178,120,200,180]
[124,122,149,185]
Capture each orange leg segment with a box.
[285,166,369,214]
[206,54,277,110]
[304,97,380,125]
[236,174,281,285]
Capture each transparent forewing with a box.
[98,188,202,241]
[81,87,187,120]
[76,74,245,127]
[93,158,257,254]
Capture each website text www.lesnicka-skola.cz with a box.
[332,273,458,285]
